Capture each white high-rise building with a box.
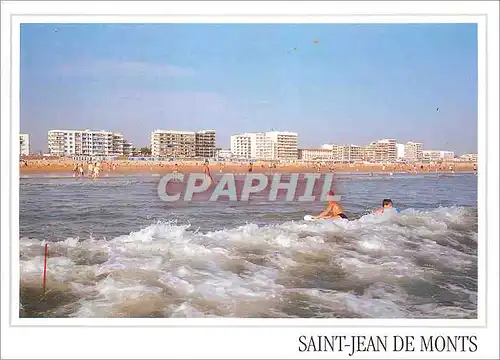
[396,143,405,159]
[20,133,30,156]
[48,129,129,156]
[404,141,423,162]
[230,133,253,159]
[230,131,298,160]
[265,131,298,160]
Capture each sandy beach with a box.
[19,158,477,175]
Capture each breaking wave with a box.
[20,206,477,319]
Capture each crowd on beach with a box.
[19,157,477,176]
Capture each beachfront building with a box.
[195,130,217,159]
[265,131,298,160]
[372,139,397,162]
[230,133,253,159]
[459,153,477,162]
[150,130,196,158]
[123,141,133,156]
[20,133,30,156]
[422,150,455,162]
[216,148,233,160]
[404,141,423,162]
[362,143,376,162]
[230,131,297,160]
[298,148,333,161]
[47,129,130,157]
[396,143,405,160]
[331,144,363,162]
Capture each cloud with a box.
[58,60,195,77]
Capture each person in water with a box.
[373,199,400,215]
[312,191,348,220]
[203,160,214,185]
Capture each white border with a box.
[2,1,498,359]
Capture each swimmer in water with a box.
[373,199,400,215]
[312,191,348,220]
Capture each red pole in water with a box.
[42,243,48,293]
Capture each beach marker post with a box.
[42,243,48,293]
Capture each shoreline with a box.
[19,159,477,175]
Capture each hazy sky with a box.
[20,23,477,153]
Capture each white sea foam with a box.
[19,206,477,318]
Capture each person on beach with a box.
[93,162,100,179]
[87,162,94,178]
[203,160,214,185]
[313,191,348,220]
[373,199,400,215]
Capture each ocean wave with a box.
[19,206,477,319]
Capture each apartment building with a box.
[362,143,376,162]
[123,141,133,156]
[404,141,423,162]
[195,130,217,158]
[230,132,275,160]
[331,144,363,162]
[230,133,253,159]
[265,131,298,160]
[423,150,454,162]
[396,143,405,159]
[150,130,196,158]
[459,153,477,162]
[230,131,297,160]
[20,133,30,156]
[373,139,397,162]
[216,149,233,159]
[298,148,333,161]
[48,129,130,156]
[251,133,276,160]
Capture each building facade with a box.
[20,133,30,156]
[422,150,455,162]
[298,148,333,161]
[230,133,252,159]
[230,131,297,160]
[151,129,216,158]
[150,130,196,158]
[265,131,298,160]
[48,129,130,156]
[216,149,233,159]
[362,143,376,162]
[195,130,217,158]
[330,144,363,162]
[396,143,405,160]
[404,141,423,162]
[459,153,477,162]
[372,139,397,162]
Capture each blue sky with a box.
[21,23,477,153]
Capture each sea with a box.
[19,172,478,318]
